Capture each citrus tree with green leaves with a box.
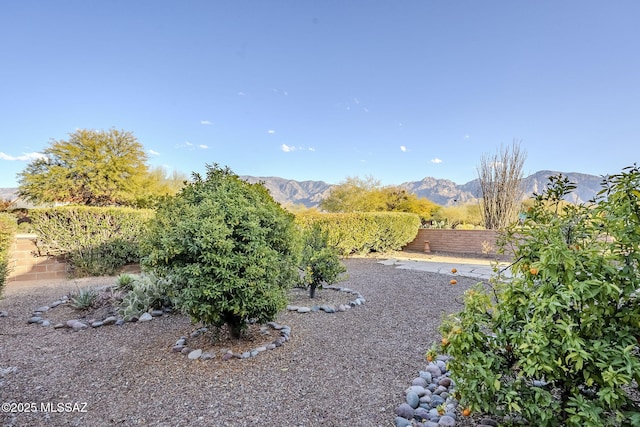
[141,164,299,338]
[435,167,640,426]
[298,223,346,298]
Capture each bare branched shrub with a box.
[477,140,526,230]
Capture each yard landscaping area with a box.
[0,259,480,427]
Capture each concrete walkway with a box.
[378,254,513,280]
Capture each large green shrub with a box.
[0,213,17,297]
[141,164,299,338]
[435,169,640,426]
[296,211,420,255]
[28,206,153,277]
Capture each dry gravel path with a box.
[0,258,481,427]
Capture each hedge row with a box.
[0,213,17,296]
[20,208,420,278]
[296,212,421,255]
[28,206,154,277]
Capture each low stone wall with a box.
[403,229,500,256]
[7,234,69,282]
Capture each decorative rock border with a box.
[25,292,171,331]
[173,286,365,362]
[285,285,365,314]
[394,355,500,427]
[171,321,292,362]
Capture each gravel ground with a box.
[0,258,481,427]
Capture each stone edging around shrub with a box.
[172,285,366,362]
[285,285,366,313]
[21,284,366,363]
[171,322,292,361]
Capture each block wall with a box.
[6,234,69,282]
[402,229,500,256]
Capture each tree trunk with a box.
[223,312,245,339]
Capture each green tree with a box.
[18,128,149,206]
[320,176,439,221]
[298,223,346,298]
[134,166,189,208]
[435,168,640,426]
[320,176,385,212]
[141,164,299,338]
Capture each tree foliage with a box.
[134,166,189,208]
[320,176,439,221]
[477,140,527,229]
[18,128,150,206]
[141,164,299,338]
[435,167,640,426]
[298,224,346,298]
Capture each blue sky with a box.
[1,1,638,188]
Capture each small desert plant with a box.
[70,287,98,310]
[115,273,136,291]
[119,273,174,321]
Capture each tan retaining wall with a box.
[7,234,69,282]
[403,229,500,256]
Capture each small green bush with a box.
[115,273,135,291]
[0,213,17,297]
[141,164,299,338]
[435,169,640,426]
[295,211,420,255]
[298,224,346,298]
[69,287,98,310]
[28,206,153,277]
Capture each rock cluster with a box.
[395,356,500,427]
[286,285,365,314]
[26,294,169,331]
[171,321,292,362]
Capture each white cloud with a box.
[198,144,208,149]
[237,91,246,96]
[0,151,47,162]
[431,158,443,164]
[148,149,160,156]
[280,144,315,152]
[464,134,470,139]
[200,120,213,125]
[400,146,407,152]
[267,130,276,134]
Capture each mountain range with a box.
[242,170,604,207]
[1,170,605,208]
